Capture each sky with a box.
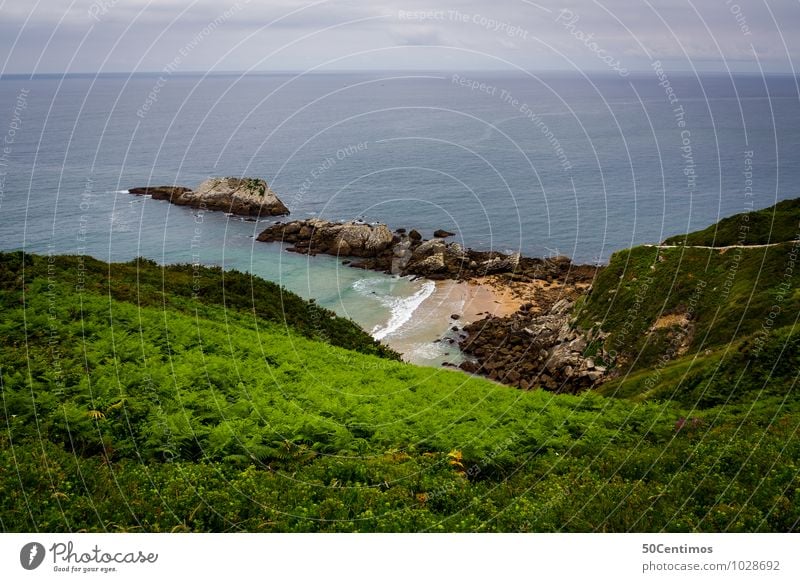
[1,0,798,75]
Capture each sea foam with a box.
[354,278,436,341]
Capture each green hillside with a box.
[1,251,799,532]
[576,198,799,405]
[576,244,799,367]
[596,323,799,407]
[663,197,800,246]
[0,252,397,360]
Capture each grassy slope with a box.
[1,251,799,531]
[0,252,397,360]
[577,198,800,405]
[663,198,800,246]
[577,244,799,364]
[596,324,799,407]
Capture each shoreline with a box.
[369,264,606,391]
[120,191,599,375]
[251,217,601,383]
[256,217,599,284]
[373,278,513,366]
[377,274,569,368]
[125,191,605,386]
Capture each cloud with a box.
[390,25,449,47]
[0,0,798,74]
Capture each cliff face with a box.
[129,177,289,217]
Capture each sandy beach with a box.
[380,277,526,366]
[379,273,591,367]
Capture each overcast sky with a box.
[1,0,798,75]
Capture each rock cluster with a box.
[458,299,613,393]
[129,177,289,217]
[256,219,594,282]
[257,219,394,258]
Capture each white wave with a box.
[115,190,131,194]
[356,278,436,341]
[407,341,446,360]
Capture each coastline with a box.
[371,278,508,366]
[367,263,604,390]
[121,188,603,385]
[376,275,559,367]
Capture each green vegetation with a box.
[596,323,799,407]
[1,248,799,532]
[245,178,268,197]
[663,197,800,246]
[576,243,799,371]
[576,198,799,409]
[0,253,396,360]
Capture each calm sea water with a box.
[1,71,798,363]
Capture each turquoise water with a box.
[75,192,435,356]
[1,71,798,363]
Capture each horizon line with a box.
[1,68,797,79]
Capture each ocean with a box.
[1,71,798,364]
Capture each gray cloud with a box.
[1,0,798,74]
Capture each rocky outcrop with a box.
[458,298,613,393]
[480,252,520,274]
[433,229,455,238]
[256,219,596,283]
[129,177,289,217]
[390,237,414,275]
[128,186,192,200]
[257,219,393,258]
[404,239,463,277]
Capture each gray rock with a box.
[569,338,587,353]
[480,252,520,274]
[180,177,289,216]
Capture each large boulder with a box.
[334,222,394,256]
[401,239,472,278]
[409,252,447,275]
[391,238,414,275]
[444,242,468,261]
[409,238,447,261]
[479,252,520,274]
[405,239,447,275]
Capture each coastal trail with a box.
[644,241,793,251]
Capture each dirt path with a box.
[645,241,793,251]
